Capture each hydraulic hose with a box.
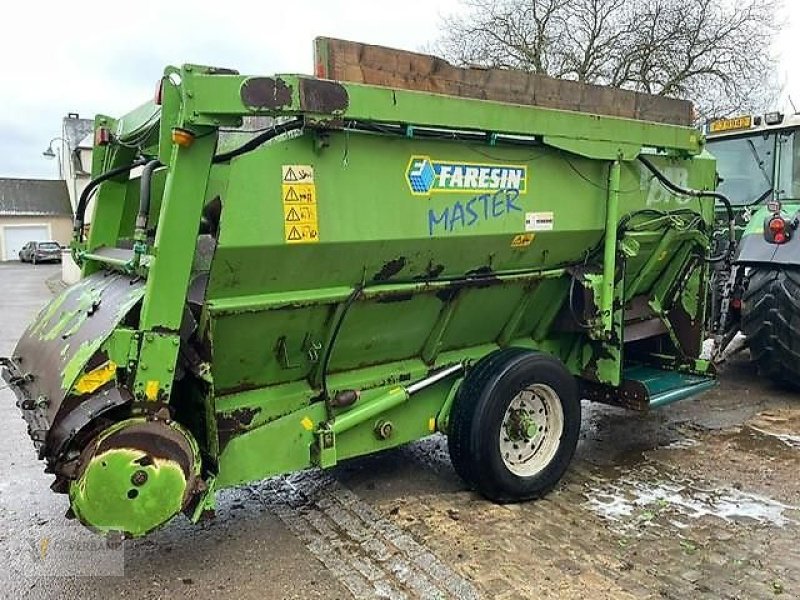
[74,118,304,242]
[135,159,163,235]
[637,155,735,262]
[74,157,148,242]
[212,119,304,163]
[320,283,364,406]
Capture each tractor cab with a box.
[705,112,800,218]
[705,112,800,385]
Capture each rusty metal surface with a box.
[89,419,198,487]
[3,272,144,454]
[298,78,349,114]
[47,386,131,459]
[216,407,260,449]
[240,77,293,110]
[3,265,799,598]
[581,378,650,410]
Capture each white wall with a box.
[61,251,81,284]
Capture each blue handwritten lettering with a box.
[428,206,449,235]
[427,189,524,236]
[505,189,521,212]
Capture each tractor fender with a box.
[735,205,800,267]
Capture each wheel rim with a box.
[499,383,564,477]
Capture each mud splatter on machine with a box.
[2,40,720,538]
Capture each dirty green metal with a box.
[601,159,622,334]
[69,418,201,537]
[622,365,717,409]
[1,59,719,538]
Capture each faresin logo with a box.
[405,156,528,196]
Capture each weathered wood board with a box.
[314,37,693,126]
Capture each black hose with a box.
[212,119,304,163]
[136,159,162,233]
[74,158,149,241]
[637,156,735,262]
[320,284,364,405]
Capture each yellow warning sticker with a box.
[282,166,319,244]
[510,233,535,248]
[282,183,316,204]
[283,203,317,224]
[285,223,319,244]
[300,416,314,431]
[282,165,314,184]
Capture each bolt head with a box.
[131,470,148,486]
[375,420,394,440]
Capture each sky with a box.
[0,0,797,180]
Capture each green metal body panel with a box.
[1,62,719,536]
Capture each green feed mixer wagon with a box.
[2,39,722,538]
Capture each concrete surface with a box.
[0,263,798,599]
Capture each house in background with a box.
[48,112,94,215]
[43,113,94,280]
[0,178,72,261]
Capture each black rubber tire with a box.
[447,349,581,503]
[741,268,800,390]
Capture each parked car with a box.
[18,241,63,264]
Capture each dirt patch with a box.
[359,357,800,600]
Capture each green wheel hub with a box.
[504,408,540,441]
[69,418,201,538]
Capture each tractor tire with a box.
[447,349,580,503]
[741,268,800,390]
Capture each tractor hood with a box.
[1,272,144,459]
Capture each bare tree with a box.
[434,0,782,119]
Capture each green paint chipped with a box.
[41,307,84,341]
[596,356,620,385]
[680,267,700,317]
[61,342,97,391]
[30,289,69,337]
[5,55,719,539]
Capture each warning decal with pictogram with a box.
[281,165,318,243]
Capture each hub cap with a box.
[69,418,201,538]
[499,383,564,477]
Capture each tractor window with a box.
[707,133,776,205]
[776,130,800,201]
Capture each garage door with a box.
[3,225,49,261]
